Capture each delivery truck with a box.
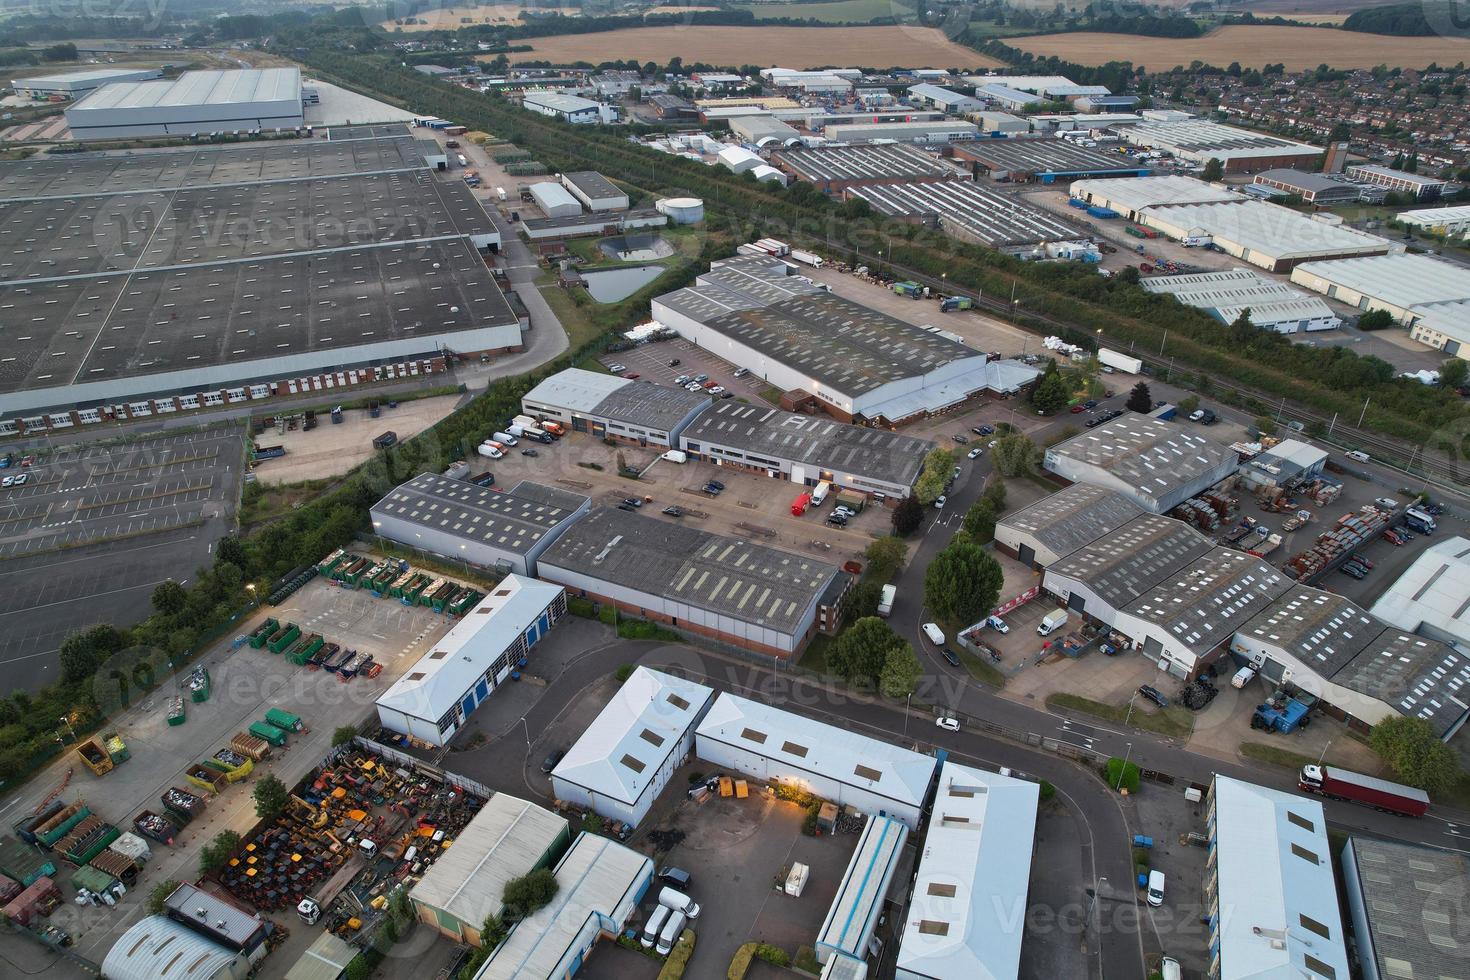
[877,584,896,618]
[1037,609,1069,636]
[1098,349,1143,375]
[1298,764,1429,817]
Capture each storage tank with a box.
[656,197,705,225]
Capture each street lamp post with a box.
[903,693,912,745]
[58,715,76,743]
[519,716,531,748]
[1115,741,1134,791]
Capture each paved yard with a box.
[250,394,464,484]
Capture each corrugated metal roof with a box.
[70,68,300,111]
[284,931,357,980]
[103,916,246,980]
[1294,253,1470,310]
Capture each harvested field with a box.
[507,25,1004,67]
[734,0,915,21]
[1010,25,1470,70]
[643,4,722,13]
[383,5,553,30]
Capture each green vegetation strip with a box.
[1239,741,1319,770]
[1048,693,1194,739]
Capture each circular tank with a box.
[656,197,705,225]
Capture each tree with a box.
[981,477,1007,511]
[840,580,882,623]
[1030,371,1072,414]
[1228,309,1256,346]
[1177,394,1200,415]
[152,579,187,617]
[479,913,508,949]
[1201,157,1224,181]
[199,830,242,874]
[1125,382,1153,414]
[961,499,998,542]
[990,433,1041,478]
[216,535,249,572]
[502,868,559,924]
[828,616,906,687]
[58,624,125,684]
[254,774,290,820]
[147,879,181,915]
[891,494,924,536]
[879,645,923,699]
[1439,358,1469,389]
[923,540,1004,626]
[1254,415,1278,436]
[332,725,359,747]
[865,536,907,580]
[1370,716,1461,796]
[1357,308,1394,330]
[913,447,956,505]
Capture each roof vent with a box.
[593,534,623,564]
[196,907,207,917]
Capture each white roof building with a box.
[551,667,716,827]
[1043,414,1239,513]
[528,181,582,219]
[521,90,609,124]
[13,66,162,98]
[816,816,908,965]
[963,74,1077,94]
[1069,175,1239,217]
[1140,200,1390,272]
[1397,204,1470,238]
[1141,269,1342,333]
[409,795,570,945]
[1291,253,1470,324]
[1118,120,1321,172]
[1409,298,1470,359]
[718,145,762,174]
[694,693,938,829]
[1207,776,1349,980]
[65,68,303,139]
[1369,536,1470,647]
[896,762,1039,980]
[103,918,250,980]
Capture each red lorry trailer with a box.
[1298,764,1430,817]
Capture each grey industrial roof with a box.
[730,115,800,141]
[15,67,158,87]
[657,255,983,398]
[776,143,959,183]
[1069,175,1239,212]
[284,931,358,980]
[372,474,588,556]
[682,400,933,487]
[538,506,840,635]
[70,67,300,111]
[1141,269,1337,326]
[103,917,245,980]
[997,484,1145,559]
[1254,169,1355,194]
[163,882,264,947]
[1344,837,1470,978]
[1346,163,1447,187]
[955,138,1147,176]
[1127,548,1290,656]
[847,180,1084,248]
[524,367,711,432]
[1240,586,1379,674]
[523,90,600,113]
[561,170,623,202]
[1333,629,1470,736]
[1046,514,1214,608]
[1121,120,1320,159]
[520,207,664,234]
[1047,415,1237,505]
[1294,253,1470,309]
[1149,200,1388,261]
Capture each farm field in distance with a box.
[509,24,1005,67]
[733,0,914,22]
[1010,25,1470,70]
[382,4,555,30]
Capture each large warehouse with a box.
[1206,777,1349,980]
[679,399,934,499]
[1290,253,1470,325]
[1043,415,1239,513]
[1068,174,1239,220]
[652,256,1037,424]
[845,180,1089,252]
[521,368,712,448]
[994,483,1144,569]
[1141,199,1390,272]
[375,576,568,746]
[65,68,305,138]
[821,119,978,144]
[896,762,1039,980]
[772,143,966,193]
[1117,120,1322,173]
[1368,536,1470,648]
[1042,515,1216,624]
[12,66,162,100]
[537,507,845,657]
[410,795,571,945]
[1141,269,1342,333]
[952,138,1151,182]
[369,475,590,577]
[695,692,938,829]
[0,126,521,432]
[816,816,908,968]
[1341,837,1470,980]
[551,667,716,828]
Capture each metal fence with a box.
[351,736,495,800]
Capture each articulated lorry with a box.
[1298,764,1429,817]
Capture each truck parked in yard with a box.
[1098,349,1143,375]
[1298,764,1429,817]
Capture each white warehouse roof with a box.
[552,667,715,809]
[102,917,247,980]
[1148,200,1389,262]
[1210,776,1348,979]
[1070,175,1238,212]
[528,181,581,214]
[1292,253,1470,311]
[1369,536,1470,643]
[376,575,565,722]
[695,693,937,813]
[897,762,1039,980]
[70,67,300,111]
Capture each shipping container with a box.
[134,811,179,846]
[265,708,304,732]
[249,722,289,746]
[0,837,58,886]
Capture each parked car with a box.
[985,615,1009,634]
[685,382,703,392]
[1070,405,1085,413]
[709,386,726,394]
[521,449,539,457]
[1340,563,1366,579]
[622,498,643,508]
[663,506,683,517]
[976,424,994,435]
[968,447,983,459]
[674,375,691,385]
[693,373,709,383]
[1348,553,1374,569]
[706,480,725,491]
[733,367,749,378]
[940,647,961,668]
[9,474,23,487]
[826,514,847,526]
[622,372,640,379]
[951,434,969,444]
[934,494,947,509]
[952,465,962,479]
[1,477,11,488]
[719,391,735,399]
[702,484,723,495]
[657,867,692,891]
[1138,685,1169,708]
[1374,497,1400,509]
[540,749,564,773]
[935,716,961,732]
[668,358,681,367]
[607,363,626,373]
[1084,399,1098,409]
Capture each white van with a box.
[1231,666,1257,689]
[1037,609,1069,636]
[658,886,700,919]
[811,480,831,505]
[656,910,687,955]
[1345,450,1370,463]
[492,431,519,446]
[661,450,687,464]
[641,905,671,948]
[877,584,896,618]
[922,622,945,645]
[1147,870,1166,907]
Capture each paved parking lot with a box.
[603,336,772,401]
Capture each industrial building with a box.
[65,68,304,138]
[537,506,845,657]
[895,762,1039,980]
[816,816,908,967]
[906,83,983,113]
[821,119,978,144]
[1341,837,1470,980]
[718,145,762,174]
[1231,586,1470,739]
[520,208,666,242]
[952,138,1151,182]
[103,917,251,980]
[1369,536,1470,648]
[846,180,1090,252]
[1140,199,1390,271]
[162,882,269,960]
[559,171,628,211]
[374,576,568,746]
[976,111,1029,136]
[1206,777,1349,980]
[1291,253,1470,326]
[679,400,934,499]
[283,932,357,980]
[369,475,590,577]
[977,83,1042,112]
[522,368,712,447]
[652,256,1038,424]
[963,74,1078,94]
[1344,163,1451,200]
[1238,439,1329,491]
[1141,269,1342,333]
[0,126,521,429]
[1074,94,1140,112]
[1042,514,1215,624]
[994,484,1144,569]
[1069,174,1240,219]
[475,832,653,980]
[528,181,583,218]
[551,667,716,828]
[729,114,802,146]
[12,66,162,100]
[410,795,571,945]
[774,143,965,193]
[1251,168,1363,205]
[1407,299,1470,357]
[694,692,938,829]
[1043,415,1239,513]
[521,90,613,124]
[1397,204,1470,238]
[1117,120,1322,173]
[1029,112,1145,132]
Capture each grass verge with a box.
[1239,741,1321,771]
[798,633,834,675]
[955,645,1005,688]
[1047,693,1194,738]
